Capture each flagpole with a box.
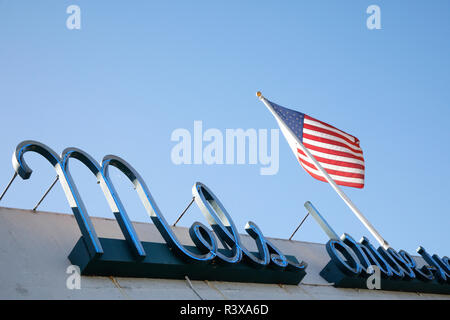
[257,91,390,250]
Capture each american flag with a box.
[269,100,365,189]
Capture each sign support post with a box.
[0,172,18,202]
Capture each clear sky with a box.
[0,1,449,256]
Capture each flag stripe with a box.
[303,137,364,158]
[298,156,364,178]
[297,149,365,171]
[304,116,359,145]
[298,160,364,188]
[303,127,362,151]
[298,157,364,179]
[303,123,361,149]
[303,143,364,164]
[299,146,365,168]
[303,133,363,155]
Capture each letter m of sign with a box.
[12,141,146,259]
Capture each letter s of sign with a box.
[193,183,307,270]
[399,250,436,281]
[417,247,450,283]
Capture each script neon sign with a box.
[304,202,450,294]
[11,140,307,284]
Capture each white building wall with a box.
[0,207,448,300]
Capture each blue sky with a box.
[0,1,449,256]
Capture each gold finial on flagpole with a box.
[256,91,262,99]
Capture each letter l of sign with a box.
[61,147,146,259]
[101,155,217,262]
